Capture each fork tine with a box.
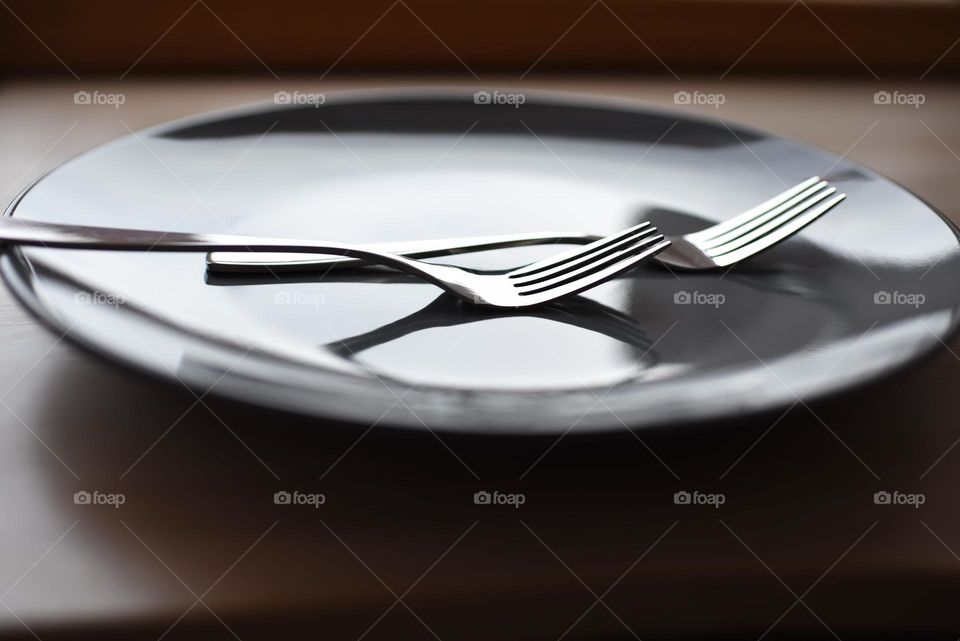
[507,222,652,278]
[686,176,822,242]
[696,180,831,250]
[511,226,659,285]
[516,233,667,295]
[518,238,672,303]
[705,187,837,257]
[707,194,845,267]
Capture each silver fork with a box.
[0,218,668,308]
[206,176,844,273]
[654,176,844,269]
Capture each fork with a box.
[206,176,844,273]
[0,217,669,308]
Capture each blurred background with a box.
[1,0,959,76]
[1,0,959,211]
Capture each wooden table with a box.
[1,77,959,640]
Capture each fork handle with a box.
[206,231,603,273]
[0,216,458,285]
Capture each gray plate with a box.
[3,89,960,434]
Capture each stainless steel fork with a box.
[0,218,669,308]
[654,176,844,269]
[206,176,844,273]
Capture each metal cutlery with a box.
[0,217,668,308]
[654,176,844,269]
[206,176,844,273]
[207,230,600,273]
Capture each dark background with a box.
[1,0,958,77]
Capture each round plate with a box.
[4,89,960,434]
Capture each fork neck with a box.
[654,238,719,270]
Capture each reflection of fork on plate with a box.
[205,270,660,366]
[320,294,659,366]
